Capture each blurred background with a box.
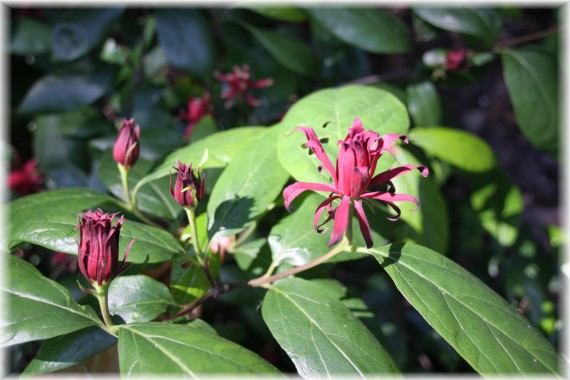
[5,5,563,374]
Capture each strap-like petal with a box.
[369,164,429,187]
[361,191,420,220]
[283,182,339,210]
[296,127,337,179]
[328,196,351,247]
[313,195,341,233]
[354,199,373,248]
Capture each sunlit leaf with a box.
[364,243,560,374]
[1,255,102,347]
[118,322,280,376]
[262,277,399,376]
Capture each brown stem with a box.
[168,282,238,320]
[493,26,560,50]
[248,241,348,288]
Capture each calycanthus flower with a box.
[170,161,205,209]
[214,64,273,109]
[283,118,429,248]
[179,93,213,140]
[76,209,133,286]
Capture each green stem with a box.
[248,238,349,288]
[118,164,133,207]
[185,207,204,265]
[93,282,117,335]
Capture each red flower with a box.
[214,64,273,109]
[283,118,429,248]
[170,161,205,208]
[179,93,213,140]
[113,118,140,169]
[446,49,469,71]
[76,209,133,286]
[8,159,44,195]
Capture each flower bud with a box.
[76,209,132,286]
[113,118,140,169]
[170,161,205,208]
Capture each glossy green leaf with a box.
[8,189,185,263]
[245,6,308,22]
[19,63,118,114]
[134,127,263,191]
[242,23,319,76]
[277,85,409,184]
[8,188,114,249]
[118,322,280,376]
[262,277,399,376]
[155,9,214,76]
[414,8,502,44]
[170,243,220,305]
[207,126,289,238]
[22,326,117,376]
[52,8,124,61]
[306,8,412,53]
[98,150,180,220]
[407,81,442,127]
[409,127,496,172]
[1,255,102,347]
[392,147,449,254]
[269,193,384,267]
[11,18,52,55]
[108,276,175,324]
[364,243,560,374]
[501,49,559,155]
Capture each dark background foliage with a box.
[6,5,562,375]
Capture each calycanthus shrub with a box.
[5,85,560,377]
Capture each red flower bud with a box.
[445,49,469,71]
[76,209,133,286]
[113,119,140,169]
[170,161,205,208]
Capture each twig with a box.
[493,26,560,50]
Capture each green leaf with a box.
[305,8,412,53]
[155,9,214,76]
[118,322,280,375]
[11,18,52,55]
[392,147,449,254]
[262,277,399,376]
[8,188,114,249]
[52,8,125,61]
[134,127,263,191]
[98,150,180,220]
[19,62,118,114]
[22,326,117,376]
[277,85,409,183]
[269,193,380,267]
[365,243,560,374]
[207,126,289,238]
[414,8,502,45]
[241,23,319,76]
[1,255,102,347]
[407,81,442,127]
[245,6,308,22]
[170,242,220,305]
[501,48,559,155]
[108,275,175,323]
[8,189,185,264]
[409,127,496,172]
